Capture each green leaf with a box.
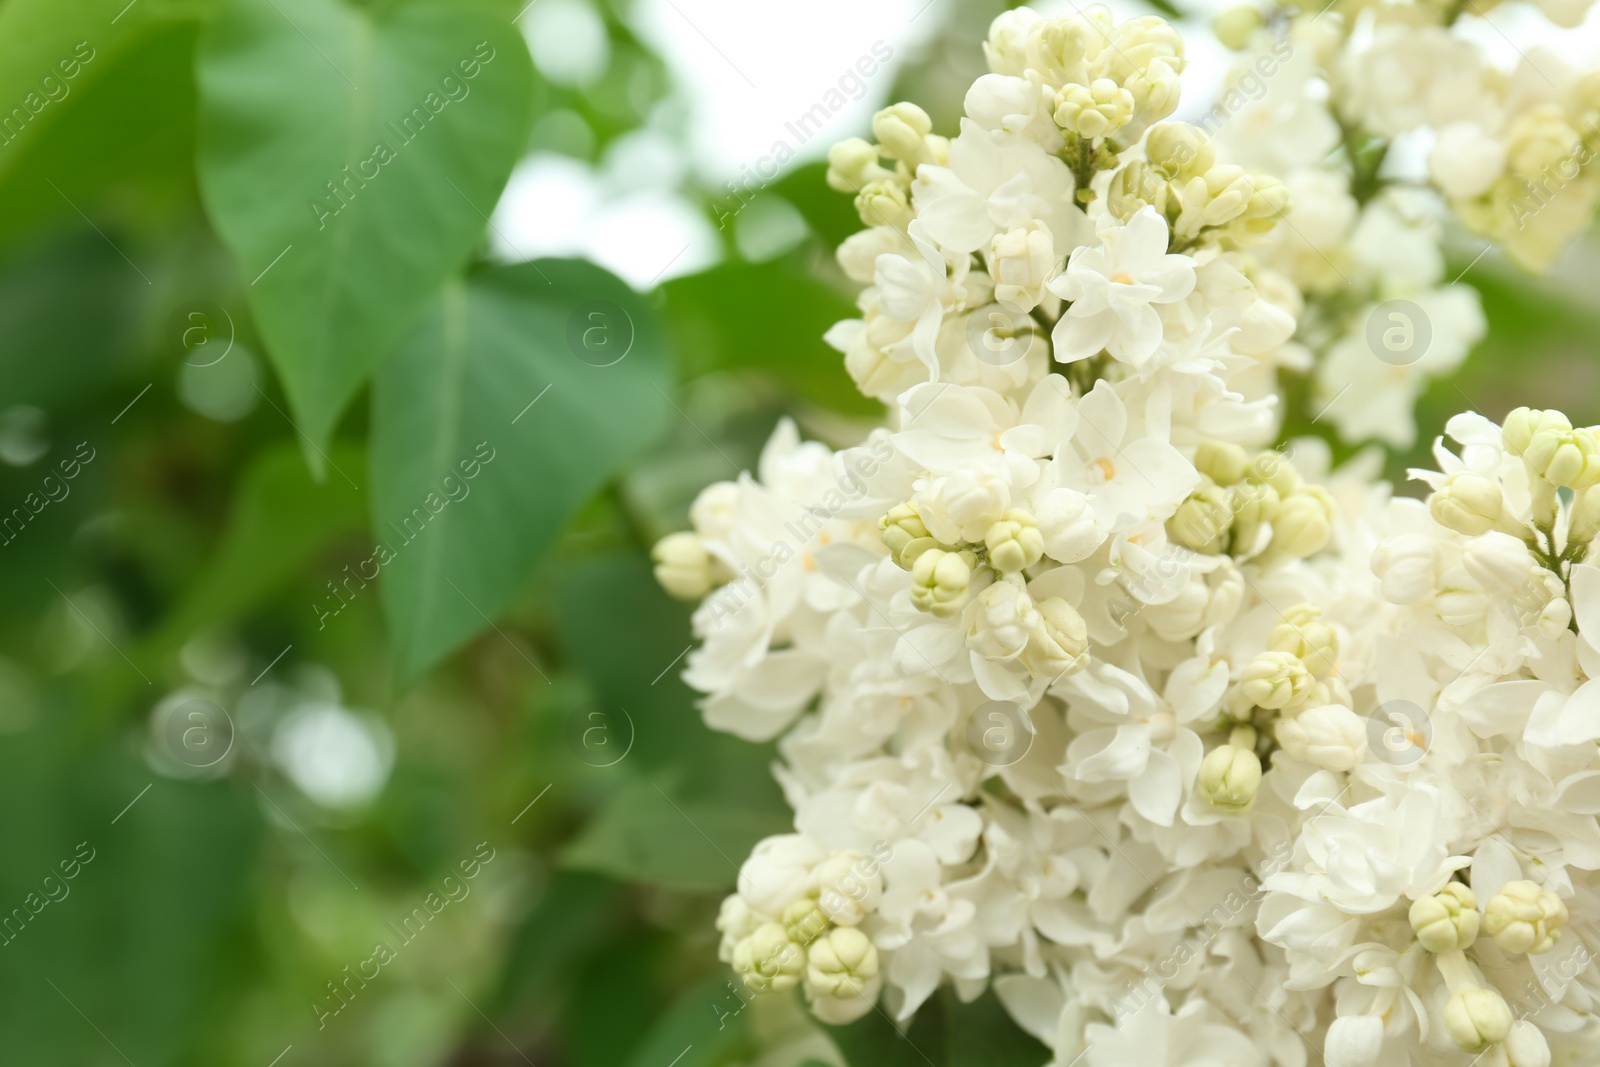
[766,162,861,251]
[371,260,672,680]
[146,440,366,656]
[663,256,880,417]
[0,231,144,410]
[0,0,212,192]
[563,778,787,892]
[0,702,258,1063]
[195,0,534,447]
[622,975,755,1067]
[826,989,1051,1067]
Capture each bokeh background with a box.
[2,0,1599,1065]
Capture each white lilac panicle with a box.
[651,4,1600,1064]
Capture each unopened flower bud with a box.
[880,503,935,568]
[1053,79,1134,139]
[1511,408,1600,490]
[1126,57,1182,125]
[911,547,976,618]
[1230,480,1280,552]
[1240,650,1313,710]
[826,137,886,193]
[1197,743,1262,812]
[872,102,935,164]
[964,578,1034,661]
[1503,407,1568,456]
[1270,488,1334,560]
[984,509,1045,572]
[733,922,806,994]
[1373,534,1438,605]
[1433,476,1504,537]
[1146,123,1214,182]
[1409,883,1480,953]
[989,223,1057,311]
[1268,604,1339,676]
[805,926,880,999]
[1505,1019,1552,1067]
[1445,987,1513,1052]
[1194,439,1248,486]
[814,852,882,927]
[1023,596,1089,678]
[1462,532,1536,595]
[1570,487,1600,546]
[1168,481,1232,554]
[1244,449,1299,496]
[653,532,714,600]
[782,897,830,946]
[1212,5,1263,50]
[1484,880,1568,954]
[856,179,914,229]
[1275,703,1366,772]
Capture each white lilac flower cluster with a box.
[650,5,1600,1066]
[1212,0,1600,448]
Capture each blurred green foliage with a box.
[0,0,1591,1065]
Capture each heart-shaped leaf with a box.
[371,259,672,679]
[196,0,533,448]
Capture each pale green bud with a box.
[1445,987,1513,1052]
[1270,488,1334,560]
[1240,650,1313,710]
[782,897,830,947]
[1022,596,1089,679]
[1505,1019,1552,1067]
[1126,57,1182,125]
[1244,448,1300,496]
[1053,79,1134,139]
[1212,5,1263,50]
[1502,407,1568,457]
[1168,481,1232,554]
[652,532,713,601]
[1409,883,1480,953]
[1274,703,1366,771]
[1228,483,1280,531]
[1108,161,1166,222]
[814,851,882,927]
[733,922,806,994]
[1524,423,1600,490]
[1430,473,1504,536]
[984,509,1045,573]
[879,503,935,568]
[910,548,976,618]
[1146,123,1214,180]
[1571,487,1600,546]
[805,926,880,999]
[1484,880,1568,954]
[1197,743,1262,812]
[1195,440,1249,486]
[826,137,887,193]
[855,179,914,229]
[1268,604,1339,676]
[872,102,934,163]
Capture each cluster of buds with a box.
[1451,97,1600,271]
[722,848,886,1010]
[981,9,1186,200]
[1108,123,1289,250]
[827,103,949,228]
[1403,880,1566,1059]
[882,501,1088,681]
[1166,441,1335,566]
[1503,406,1600,530]
[1483,879,1569,955]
